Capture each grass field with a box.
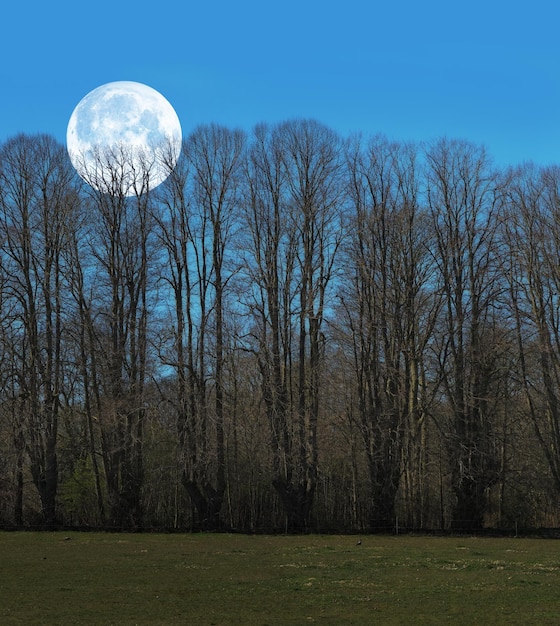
[1,532,560,624]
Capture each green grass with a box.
[1,532,560,624]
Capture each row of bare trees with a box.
[1,122,560,532]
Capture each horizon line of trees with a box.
[1,120,560,533]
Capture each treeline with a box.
[0,121,559,533]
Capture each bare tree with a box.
[425,139,507,530]
[340,136,438,530]
[0,134,77,527]
[63,185,107,525]
[156,125,245,530]
[78,146,158,529]
[242,120,342,531]
[242,122,297,529]
[0,235,25,526]
[504,164,560,499]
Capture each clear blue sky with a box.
[2,0,559,167]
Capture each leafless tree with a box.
[156,125,245,529]
[63,184,106,525]
[340,136,438,530]
[242,120,343,531]
[242,122,297,528]
[77,148,158,529]
[425,139,508,530]
[504,164,560,499]
[0,134,77,527]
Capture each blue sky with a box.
[2,0,559,167]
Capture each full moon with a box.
[66,81,182,196]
